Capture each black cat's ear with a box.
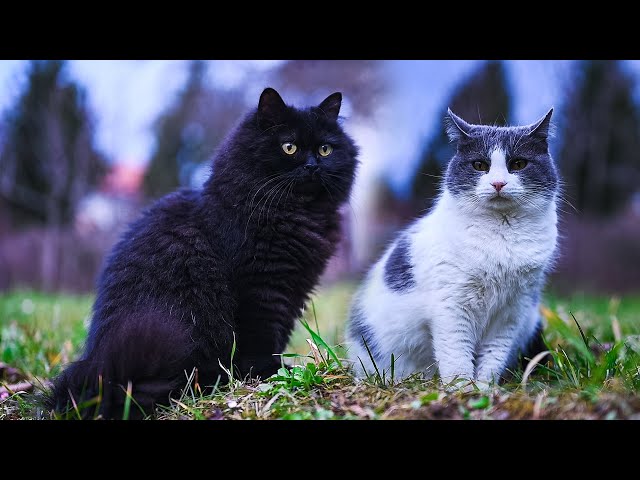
[445,108,473,142]
[257,87,287,129]
[317,92,342,121]
[527,108,553,140]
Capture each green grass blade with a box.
[570,312,590,349]
[311,300,321,336]
[390,353,395,386]
[122,381,132,420]
[361,335,382,385]
[229,332,237,381]
[299,319,342,368]
[357,357,370,379]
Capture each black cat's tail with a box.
[47,312,196,419]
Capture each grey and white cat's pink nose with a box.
[491,181,507,193]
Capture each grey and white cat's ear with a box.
[317,92,342,120]
[527,108,554,140]
[445,108,473,142]
[257,87,287,129]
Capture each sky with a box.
[2,60,640,194]
[0,60,283,167]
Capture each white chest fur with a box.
[415,190,557,338]
[348,189,558,383]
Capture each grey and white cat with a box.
[347,108,559,387]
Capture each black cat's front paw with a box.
[254,363,281,380]
[237,357,284,380]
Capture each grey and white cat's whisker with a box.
[420,172,446,179]
[556,193,580,214]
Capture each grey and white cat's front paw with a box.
[442,378,494,394]
[439,364,476,393]
[443,379,475,394]
[471,379,494,392]
[476,359,508,386]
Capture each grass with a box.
[1,283,639,420]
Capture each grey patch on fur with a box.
[348,305,381,363]
[384,237,416,292]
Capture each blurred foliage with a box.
[268,60,385,119]
[409,61,511,214]
[143,61,247,199]
[558,60,640,217]
[0,60,107,227]
[0,290,91,378]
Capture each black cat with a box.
[49,88,359,419]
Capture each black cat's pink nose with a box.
[491,181,507,193]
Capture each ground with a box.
[1,283,639,420]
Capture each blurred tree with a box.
[0,60,107,227]
[268,60,385,118]
[409,61,511,213]
[143,61,247,198]
[559,60,640,217]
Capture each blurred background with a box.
[0,59,639,296]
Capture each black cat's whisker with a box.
[271,180,289,217]
[246,177,280,215]
[278,178,297,210]
[256,178,288,226]
[321,180,357,220]
[288,177,297,199]
[244,176,289,240]
[246,173,288,213]
[264,177,292,224]
[321,177,355,207]
[248,175,287,214]
[326,181,358,222]
[260,177,292,225]
[319,171,343,178]
[318,175,336,203]
[246,171,284,192]
[259,122,287,134]
[275,178,296,214]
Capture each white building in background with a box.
[75,163,144,236]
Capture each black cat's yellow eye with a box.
[509,159,528,171]
[318,144,333,157]
[472,160,489,172]
[282,142,297,155]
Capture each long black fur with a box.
[48,88,359,419]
